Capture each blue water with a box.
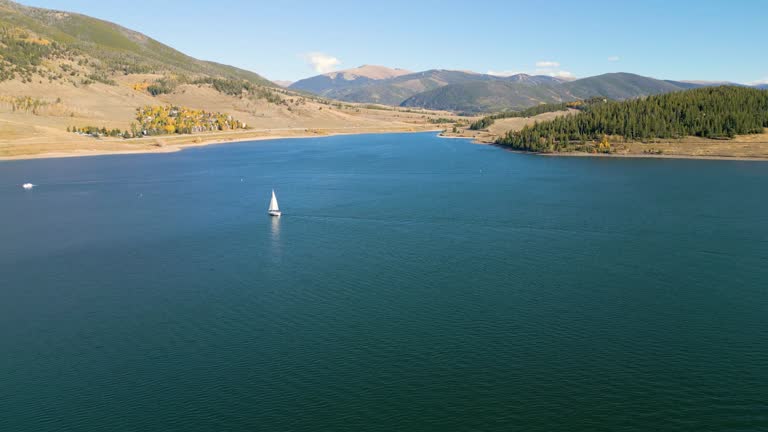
[1,133,767,431]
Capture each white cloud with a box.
[535,60,560,68]
[534,68,574,79]
[532,60,572,78]
[304,52,341,74]
[749,77,768,85]
[548,70,574,78]
[608,56,620,62]
[487,70,524,77]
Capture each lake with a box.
[1,132,767,431]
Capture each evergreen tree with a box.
[496,86,768,152]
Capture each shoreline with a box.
[477,139,768,162]
[435,133,475,140]
[441,123,768,161]
[0,127,441,161]
[535,150,768,162]
[4,128,768,162]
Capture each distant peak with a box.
[325,64,412,81]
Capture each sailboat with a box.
[268,189,281,217]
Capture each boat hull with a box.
[268,210,282,217]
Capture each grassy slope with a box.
[0,0,273,85]
[0,0,468,158]
[0,73,462,158]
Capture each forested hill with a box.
[496,86,768,152]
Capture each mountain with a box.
[0,0,274,86]
[294,70,563,107]
[503,73,566,85]
[663,80,704,90]
[562,73,683,100]
[331,65,413,80]
[291,69,498,105]
[400,80,566,113]
[755,84,768,90]
[402,73,699,113]
[338,69,502,105]
[289,65,411,96]
[294,68,700,112]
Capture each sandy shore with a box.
[5,126,768,163]
[537,151,768,162]
[444,133,768,161]
[0,126,441,161]
[436,133,474,140]
[437,132,768,161]
[482,143,768,161]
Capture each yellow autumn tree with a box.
[598,135,612,153]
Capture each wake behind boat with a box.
[268,189,281,217]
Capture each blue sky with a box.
[19,0,768,84]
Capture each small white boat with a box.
[22,183,35,190]
[268,189,281,217]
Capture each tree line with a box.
[469,103,570,130]
[69,105,248,138]
[496,86,768,152]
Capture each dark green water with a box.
[1,133,767,431]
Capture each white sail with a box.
[269,190,279,212]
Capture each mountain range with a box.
[292,68,493,105]
[292,67,767,113]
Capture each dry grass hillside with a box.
[0,0,470,159]
[0,76,467,159]
[440,110,578,143]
